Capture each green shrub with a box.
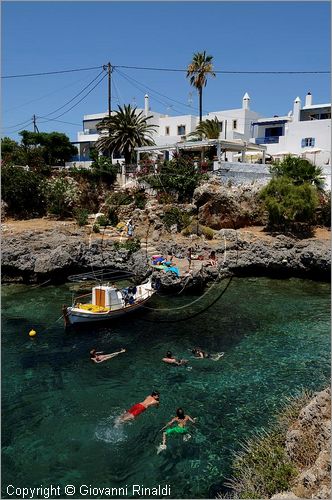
[260,177,318,227]
[157,192,176,204]
[1,165,46,218]
[224,390,316,499]
[90,155,118,184]
[96,214,109,226]
[74,208,89,226]
[140,155,208,202]
[200,225,215,240]
[270,156,324,188]
[182,222,214,240]
[162,206,191,231]
[227,430,298,499]
[107,206,119,226]
[92,223,100,233]
[133,189,147,209]
[107,191,133,206]
[114,237,141,254]
[44,176,79,218]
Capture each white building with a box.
[71,91,331,168]
[72,92,261,164]
[250,92,331,167]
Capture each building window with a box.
[165,126,170,135]
[301,137,315,147]
[321,113,331,120]
[177,125,186,135]
[232,120,237,130]
[218,121,223,132]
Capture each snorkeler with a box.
[191,347,224,361]
[90,348,126,363]
[117,391,160,423]
[162,351,188,366]
[157,408,196,453]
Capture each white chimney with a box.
[293,96,301,122]
[242,92,250,110]
[305,91,312,107]
[144,94,149,116]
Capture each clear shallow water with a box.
[1,278,330,498]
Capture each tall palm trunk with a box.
[199,87,203,123]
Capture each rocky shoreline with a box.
[271,388,331,500]
[1,226,330,286]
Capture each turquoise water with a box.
[1,278,330,498]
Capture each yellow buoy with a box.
[29,329,37,338]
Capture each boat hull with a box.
[66,295,152,325]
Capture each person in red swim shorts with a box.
[116,391,160,424]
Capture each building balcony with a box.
[255,136,280,144]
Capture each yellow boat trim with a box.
[76,303,110,313]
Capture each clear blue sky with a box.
[2,1,330,142]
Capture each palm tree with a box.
[186,51,216,123]
[188,117,220,140]
[96,104,157,164]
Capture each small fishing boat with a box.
[63,278,155,326]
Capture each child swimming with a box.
[157,408,196,453]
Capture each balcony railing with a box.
[255,136,280,144]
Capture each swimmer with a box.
[157,408,196,453]
[191,347,224,361]
[162,351,188,366]
[117,391,160,424]
[192,347,210,359]
[90,348,126,363]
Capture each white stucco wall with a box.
[264,119,331,166]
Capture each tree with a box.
[186,51,216,123]
[260,176,318,227]
[0,137,25,166]
[270,156,324,189]
[140,154,207,202]
[18,130,77,166]
[95,104,157,164]
[1,165,46,218]
[188,117,220,140]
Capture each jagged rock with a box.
[285,388,331,499]
[193,181,267,229]
[1,225,330,284]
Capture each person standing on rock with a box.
[126,219,134,239]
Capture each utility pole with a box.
[33,114,39,133]
[107,62,112,118]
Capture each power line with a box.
[37,117,82,126]
[2,65,104,79]
[2,63,329,80]
[3,73,101,114]
[115,69,187,115]
[1,118,34,130]
[38,70,105,119]
[38,73,107,122]
[115,65,330,75]
[115,68,207,114]
[1,122,33,135]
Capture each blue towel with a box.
[165,266,180,277]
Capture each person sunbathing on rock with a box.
[90,348,126,363]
